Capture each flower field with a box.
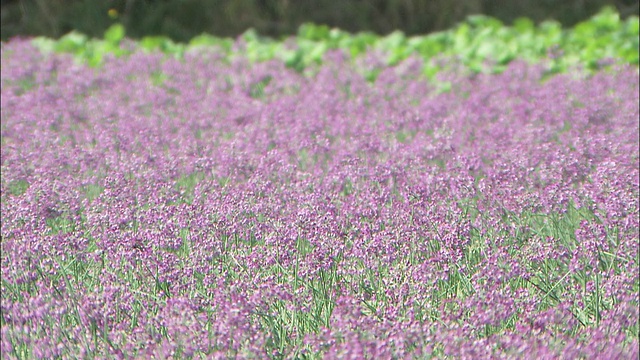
[1,11,639,359]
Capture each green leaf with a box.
[627,17,639,36]
[385,30,406,48]
[590,6,620,31]
[298,23,330,41]
[31,37,56,54]
[55,31,88,53]
[466,15,503,30]
[140,36,183,56]
[140,36,167,50]
[189,34,233,52]
[242,28,260,43]
[283,50,304,72]
[104,24,125,45]
[249,75,273,99]
[308,42,327,61]
[513,17,534,33]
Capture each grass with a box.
[3,182,633,358]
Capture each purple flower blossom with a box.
[1,39,638,358]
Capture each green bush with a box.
[30,7,639,79]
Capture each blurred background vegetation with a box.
[1,0,639,42]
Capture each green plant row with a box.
[31,6,638,77]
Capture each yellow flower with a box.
[108,8,119,19]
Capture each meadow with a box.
[1,9,639,359]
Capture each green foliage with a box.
[6,179,30,196]
[32,24,129,67]
[83,183,104,203]
[29,7,639,79]
[173,171,206,204]
[45,214,76,235]
[140,36,185,58]
[6,0,634,44]
[104,23,125,44]
[249,75,273,99]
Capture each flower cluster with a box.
[1,40,638,358]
